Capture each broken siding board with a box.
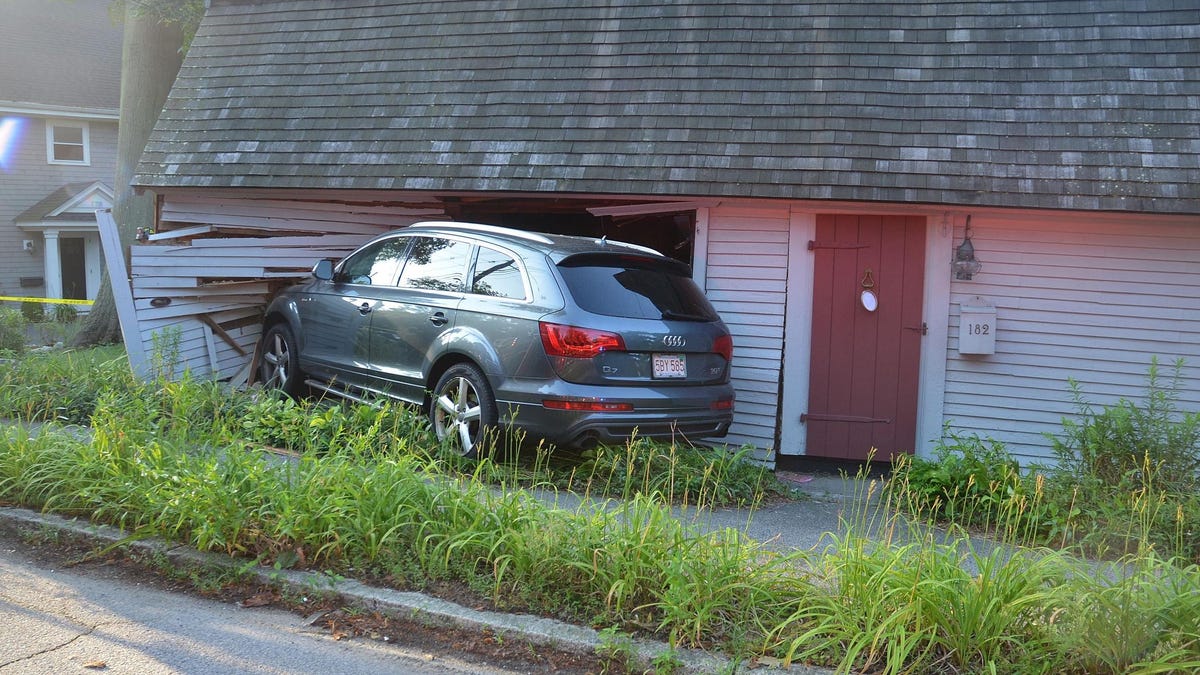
[158,211,392,235]
[96,209,150,378]
[137,306,262,333]
[158,205,407,232]
[202,323,220,375]
[147,224,216,241]
[134,281,273,298]
[188,234,373,248]
[133,265,270,277]
[140,318,260,382]
[163,194,445,220]
[124,197,446,384]
[132,276,202,290]
[134,297,268,319]
[132,253,334,268]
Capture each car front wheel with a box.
[430,363,497,459]
[259,323,306,397]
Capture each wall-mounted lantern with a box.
[953,216,982,280]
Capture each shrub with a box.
[1052,357,1199,494]
[0,307,25,356]
[20,300,44,323]
[53,304,78,324]
[1046,358,1200,561]
[889,427,1028,528]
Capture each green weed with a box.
[0,307,26,355]
[2,348,1200,673]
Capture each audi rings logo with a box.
[662,335,687,348]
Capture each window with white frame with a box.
[46,121,90,165]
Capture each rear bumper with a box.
[493,378,735,448]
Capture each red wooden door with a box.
[804,215,926,461]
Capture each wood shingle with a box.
[135,0,1200,213]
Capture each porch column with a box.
[42,229,62,300]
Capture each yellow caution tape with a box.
[0,296,94,306]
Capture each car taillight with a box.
[711,398,734,411]
[543,399,634,412]
[712,334,733,362]
[539,322,625,358]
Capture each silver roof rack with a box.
[407,221,555,245]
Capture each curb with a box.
[0,506,831,674]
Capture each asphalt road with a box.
[0,531,518,675]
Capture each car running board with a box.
[304,378,382,406]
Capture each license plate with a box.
[652,353,687,379]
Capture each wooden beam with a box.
[199,313,249,357]
[95,209,149,379]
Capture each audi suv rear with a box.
[258,221,735,457]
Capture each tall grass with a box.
[0,345,129,423]
[2,348,1199,672]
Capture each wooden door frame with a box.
[777,210,952,460]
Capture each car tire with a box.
[259,323,306,397]
[430,363,497,459]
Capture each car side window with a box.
[471,246,526,300]
[339,238,409,285]
[397,236,471,292]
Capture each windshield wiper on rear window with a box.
[661,310,710,322]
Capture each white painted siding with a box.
[116,193,446,381]
[705,208,790,459]
[944,215,1200,465]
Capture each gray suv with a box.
[258,221,735,457]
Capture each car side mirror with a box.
[312,258,334,280]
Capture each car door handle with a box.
[358,302,372,315]
[429,311,448,326]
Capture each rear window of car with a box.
[557,254,719,321]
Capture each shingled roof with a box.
[135,0,1200,215]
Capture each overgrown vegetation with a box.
[0,303,87,357]
[891,358,1200,565]
[1,347,1198,673]
[0,307,26,356]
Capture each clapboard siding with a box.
[705,209,790,455]
[944,215,1200,465]
[118,193,446,381]
[137,307,261,382]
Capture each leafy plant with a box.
[597,625,637,673]
[1046,358,1200,561]
[892,426,1022,525]
[1052,357,1199,494]
[0,306,27,356]
[53,304,78,324]
[20,300,44,324]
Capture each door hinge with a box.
[808,241,871,250]
[905,322,928,336]
[801,413,893,424]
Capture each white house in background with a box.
[125,0,1200,468]
[0,0,122,312]
[15,181,113,308]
